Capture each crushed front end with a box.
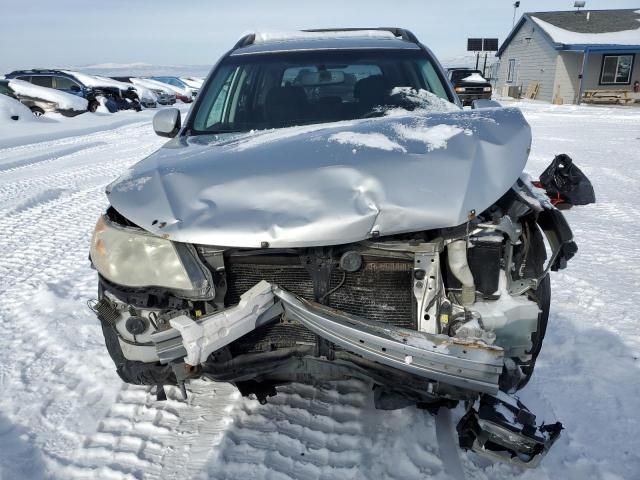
[90,176,575,467]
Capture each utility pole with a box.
[512,1,520,28]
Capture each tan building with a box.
[495,9,640,104]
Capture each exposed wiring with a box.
[320,271,347,302]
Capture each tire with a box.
[88,100,99,113]
[100,319,177,386]
[30,106,45,117]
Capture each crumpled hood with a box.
[107,107,531,248]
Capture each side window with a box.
[16,76,31,82]
[507,59,516,83]
[31,75,53,88]
[193,65,236,130]
[54,76,80,91]
[419,60,449,100]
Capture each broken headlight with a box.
[90,215,212,299]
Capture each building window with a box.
[507,59,516,83]
[600,54,634,85]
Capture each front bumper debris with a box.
[273,287,504,394]
[152,282,504,394]
[457,392,563,467]
[145,281,560,467]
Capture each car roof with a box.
[9,69,69,75]
[229,29,422,56]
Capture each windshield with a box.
[450,69,483,83]
[190,50,453,134]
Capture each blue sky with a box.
[2,0,639,72]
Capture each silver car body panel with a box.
[107,107,531,248]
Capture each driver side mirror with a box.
[153,108,181,138]
[70,85,81,93]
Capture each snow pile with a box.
[461,73,488,83]
[230,119,357,151]
[253,30,396,44]
[8,79,88,111]
[61,70,119,89]
[386,87,461,116]
[329,131,406,152]
[0,94,34,123]
[531,16,640,45]
[393,123,471,152]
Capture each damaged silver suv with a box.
[89,28,583,467]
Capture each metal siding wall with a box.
[554,51,582,104]
[496,18,558,102]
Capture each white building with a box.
[495,9,640,104]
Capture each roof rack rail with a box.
[233,33,256,50]
[303,27,419,44]
[231,27,419,51]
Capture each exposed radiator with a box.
[222,255,415,353]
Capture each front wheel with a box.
[88,100,99,113]
[30,106,45,117]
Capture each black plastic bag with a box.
[540,154,595,206]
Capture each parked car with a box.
[90,28,590,468]
[2,78,88,117]
[179,76,204,95]
[447,68,492,106]
[109,77,158,108]
[62,72,142,112]
[0,79,18,99]
[5,69,101,112]
[124,77,177,105]
[148,76,193,102]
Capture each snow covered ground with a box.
[0,100,638,479]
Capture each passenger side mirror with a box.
[70,85,81,93]
[153,108,181,138]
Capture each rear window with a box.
[191,49,453,134]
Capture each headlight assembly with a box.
[455,87,466,93]
[483,86,492,92]
[90,215,213,299]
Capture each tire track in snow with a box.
[204,381,448,480]
[0,119,168,479]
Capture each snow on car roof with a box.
[253,30,397,44]
[531,16,640,45]
[62,70,132,91]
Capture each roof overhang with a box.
[558,44,640,52]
